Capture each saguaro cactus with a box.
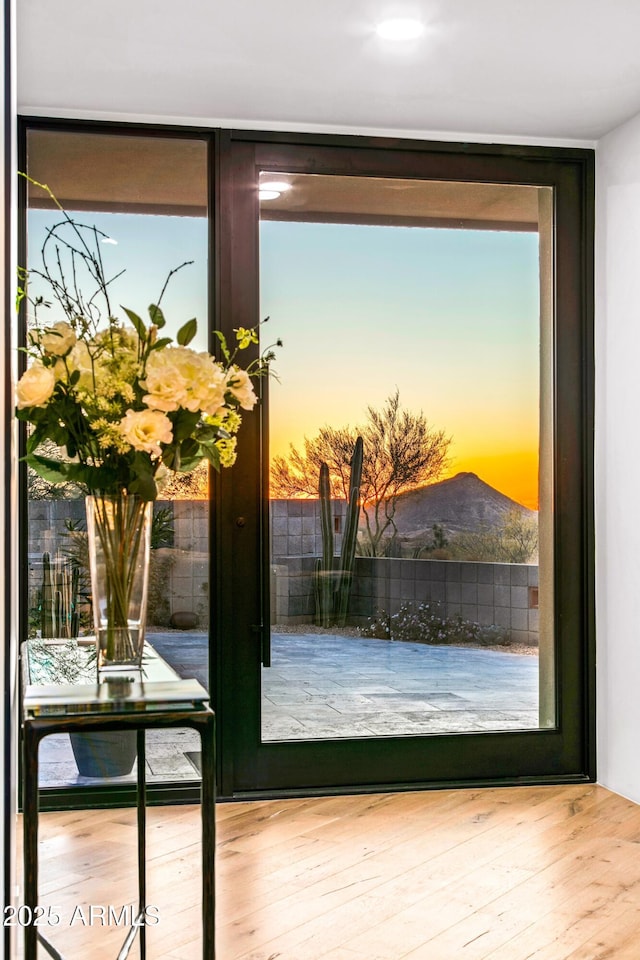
[335,435,364,624]
[40,551,80,639]
[316,462,335,627]
[314,436,364,627]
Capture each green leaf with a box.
[180,438,200,460]
[213,330,231,363]
[149,337,173,352]
[26,454,71,483]
[122,307,147,342]
[51,423,70,447]
[202,444,221,471]
[77,463,120,492]
[128,472,158,501]
[26,428,47,455]
[176,455,202,474]
[148,303,166,329]
[172,411,200,441]
[176,318,197,347]
[127,452,158,501]
[25,456,109,492]
[161,446,177,471]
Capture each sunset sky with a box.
[260,220,541,510]
[28,209,210,350]
[28,209,541,510]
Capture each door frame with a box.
[16,119,595,803]
[215,130,595,799]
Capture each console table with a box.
[21,640,215,960]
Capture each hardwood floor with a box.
[15,784,640,959]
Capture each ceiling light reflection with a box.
[260,181,292,193]
[376,18,424,41]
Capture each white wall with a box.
[596,109,640,803]
[2,4,18,958]
[1,14,6,953]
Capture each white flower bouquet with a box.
[15,178,276,501]
[15,177,279,667]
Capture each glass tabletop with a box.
[22,638,209,718]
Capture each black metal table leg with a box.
[199,714,216,959]
[23,725,39,960]
[137,729,146,960]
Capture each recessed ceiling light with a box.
[259,189,281,201]
[260,181,292,193]
[376,18,424,41]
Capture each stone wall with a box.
[166,501,209,626]
[27,500,539,645]
[27,499,210,630]
[271,555,539,646]
[270,499,347,558]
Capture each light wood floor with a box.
[15,783,640,959]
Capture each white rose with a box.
[141,349,188,412]
[16,362,56,409]
[225,366,257,410]
[66,341,96,390]
[179,352,226,416]
[142,347,227,416]
[197,371,227,416]
[118,409,173,458]
[169,348,221,414]
[40,321,76,357]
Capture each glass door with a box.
[218,136,593,798]
[260,172,553,744]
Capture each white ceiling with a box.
[16,0,640,144]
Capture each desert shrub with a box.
[147,549,175,626]
[448,510,538,564]
[151,506,175,548]
[361,601,510,647]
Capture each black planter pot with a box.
[70,730,137,778]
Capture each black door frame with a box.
[215,130,595,799]
[17,119,595,804]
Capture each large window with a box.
[21,127,211,798]
[19,122,594,800]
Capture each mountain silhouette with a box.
[387,472,536,538]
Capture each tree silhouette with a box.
[271,390,451,556]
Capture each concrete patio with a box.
[261,632,539,741]
[35,631,539,788]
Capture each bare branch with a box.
[270,391,451,555]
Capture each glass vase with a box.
[86,492,152,672]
